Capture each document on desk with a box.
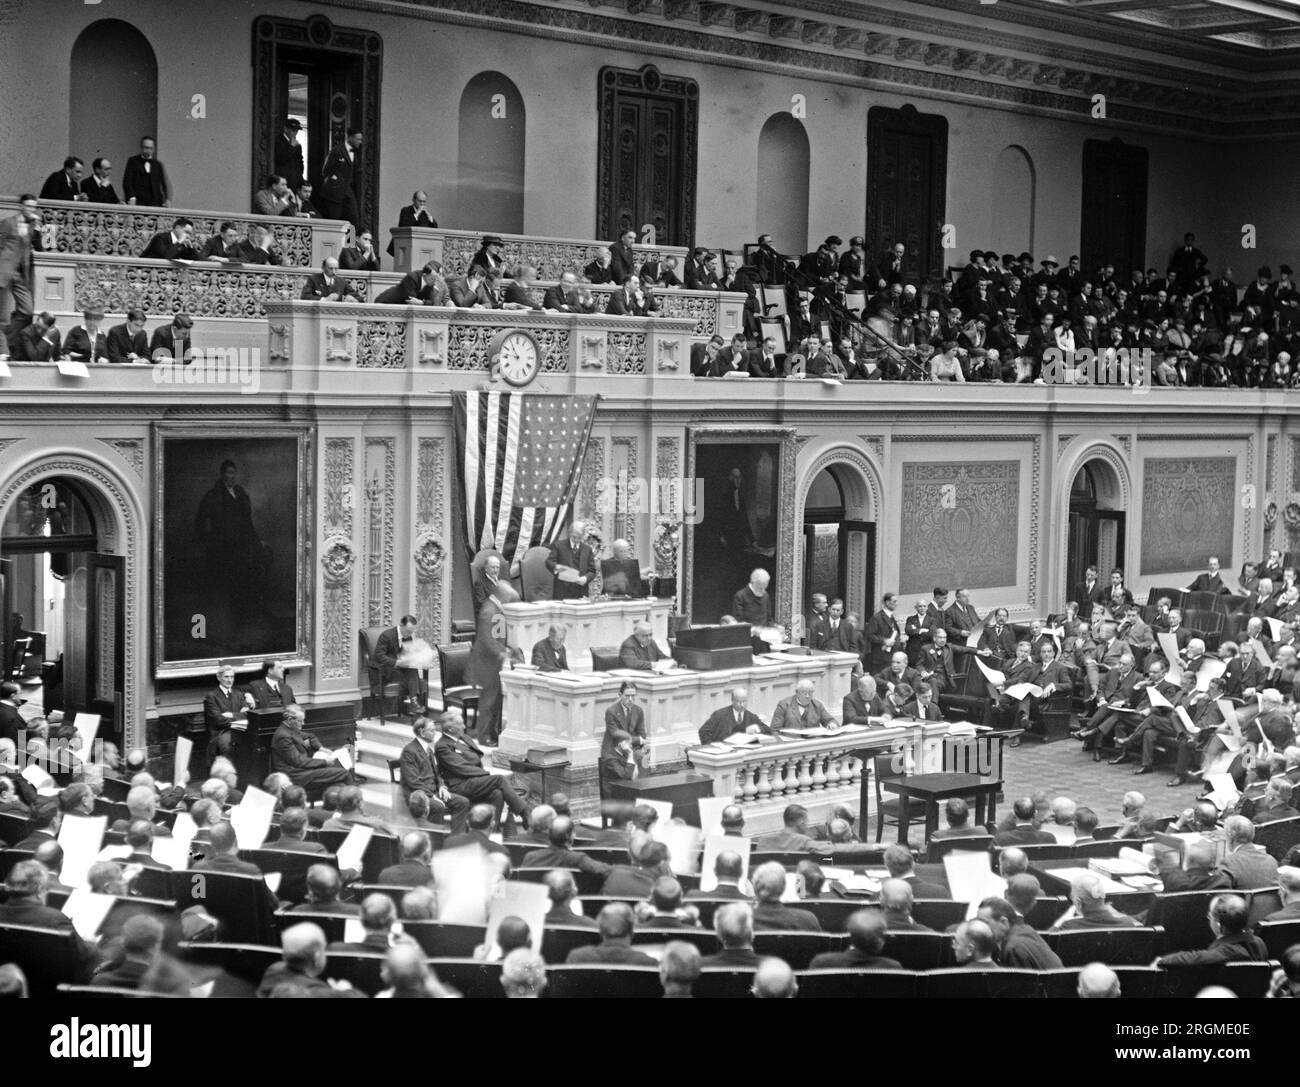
[767,652,815,664]
[839,874,881,894]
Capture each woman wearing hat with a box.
[469,235,506,277]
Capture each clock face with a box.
[493,330,540,387]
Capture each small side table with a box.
[509,758,571,804]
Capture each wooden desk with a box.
[607,772,715,827]
[880,773,1001,844]
[503,597,672,661]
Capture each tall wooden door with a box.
[88,553,124,747]
[597,65,698,247]
[866,105,948,284]
[1081,138,1148,281]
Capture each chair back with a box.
[241,849,338,904]
[100,776,132,803]
[322,949,389,995]
[540,924,603,964]
[400,920,487,958]
[1044,925,1162,966]
[1146,890,1222,953]
[1257,918,1300,959]
[924,967,1055,997]
[785,898,864,933]
[1159,961,1273,999]
[359,626,387,685]
[424,957,505,998]
[752,931,845,970]
[317,828,400,883]
[632,926,720,955]
[0,922,86,995]
[1253,814,1300,861]
[437,642,472,690]
[176,869,277,945]
[1071,838,1141,859]
[0,810,30,847]
[0,848,35,879]
[926,835,993,863]
[520,546,554,602]
[273,908,347,943]
[514,866,605,896]
[882,930,950,971]
[693,968,755,998]
[1024,895,1071,929]
[796,968,920,998]
[910,899,968,932]
[545,964,663,998]
[590,647,622,672]
[175,940,283,987]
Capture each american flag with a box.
[452,391,599,564]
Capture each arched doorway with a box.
[0,477,124,748]
[991,145,1035,256]
[756,113,809,256]
[1066,459,1126,601]
[457,72,526,233]
[70,21,158,172]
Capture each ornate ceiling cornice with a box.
[328,0,1300,136]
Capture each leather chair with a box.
[435,642,480,732]
[590,647,623,672]
[359,626,407,725]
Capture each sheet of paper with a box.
[656,823,702,876]
[1206,773,1239,803]
[0,360,10,378]
[608,668,647,678]
[334,746,354,771]
[174,735,192,786]
[556,567,584,584]
[700,833,750,893]
[1004,683,1044,701]
[72,713,100,757]
[840,874,882,894]
[21,763,54,791]
[486,879,548,951]
[944,849,1002,905]
[343,918,365,944]
[61,889,116,941]
[782,872,803,900]
[974,657,1005,687]
[57,814,108,890]
[640,798,673,825]
[1174,705,1198,734]
[1252,640,1273,669]
[1146,685,1173,710]
[263,872,282,894]
[820,867,855,883]
[56,360,90,378]
[230,785,277,851]
[697,796,732,836]
[150,835,190,872]
[965,626,983,648]
[1158,634,1183,681]
[1267,617,1286,642]
[433,844,491,925]
[1195,658,1228,692]
[335,825,374,874]
[1042,822,1076,844]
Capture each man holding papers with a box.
[1167,675,1229,786]
[699,687,770,744]
[864,593,907,672]
[1078,652,1144,759]
[270,704,353,795]
[771,679,839,731]
[1083,620,1130,700]
[546,519,596,600]
[1005,641,1073,735]
[1109,664,1195,774]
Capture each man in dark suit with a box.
[530,625,570,672]
[730,568,772,625]
[864,593,906,673]
[39,157,84,202]
[770,682,837,732]
[199,222,242,262]
[992,798,1055,846]
[546,521,595,600]
[375,263,449,306]
[981,882,1064,970]
[80,157,120,203]
[339,229,381,271]
[271,704,352,795]
[1010,641,1073,733]
[1187,556,1229,595]
[316,129,363,230]
[299,257,359,302]
[273,118,306,193]
[385,191,437,256]
[709,331,749,377]
[808,909,902,969]
[1108,661,1191,771]
[699,687,770,744]
[0,195,41,355]
[841,675,886,725]
[605,275,657,316]
[377,832,435,887]
[746,335,780,377]
[564,902,657,965]
[687,852,751,901]
[1217,817,1280,890]
[930,798,986,841]
[1159,838,1230,892]
[147,314,194,362]
[904,682,944,721]
[236,224,283,265]
[140,218,196,260]
[398,717,469,833]
[684,247,719,291]
[602,681,647,759]
[522,816,611,878]
[977,608,1018,664]
[447,267,499,309]
[264,808,327,855]
[434,711,530,827]
[467,592,521,746]
[372,613,425,711]
[17,312,61,361]
[122,136,169,206]
[0,682,24,750]
[0,862,90,963]
[1072,565,1107,610]
[607,229,638,285]
[884,844,948,899]
[1077,652,1144,757]
[542,271,587,313]
[1155,893,1268,967]
[443,803,509,858]
[202,665,247,760]
[916,628,957,696]
[193,822,263,877]
[638,255,682,288]
[751,862,822,931]
[943,588,982,645]
[246,659,296,709]
[875,650,920,697]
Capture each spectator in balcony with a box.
[609,229,639,285]
[291,182,319,219]
[273,117,306,193]
[301,257,359,302]
[39,156,85,202]
[876,241,906,287]
[140,217,197,261]
[384,190,437,256]
[237,224,283,265]
[583,246,615,284]
[339,229,380,272]
[838,236,870,292]
[448,265,500,309]
[929,341,966,382]
[501,265,543,310]
[375,262,448,306]
[123,136,169,207]
[148,313,194,362]
[718,257,743,293]
[685,246,719,291]
[639,254,682,289]
[253,174,295,218]
[15,311,61,362]
[748,334,779,378]
[689,333,724,377]
[317,128,364,230]
[106,308,148,363]
[64,308,108,363]
[469,235,507,278]
[606,274,657,317]
[709,332,749,377]
[199,222,242,262]
[543,271,584,313]
[80,157,119,203]
[752,233,785,285]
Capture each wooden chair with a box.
[322,949,389,995]
[590,647,623,672]
[1024,895,1072,929]
[1109,965,1167,998]
[1158,961,1274,999]
[435,642,480,731]
[1253,814,1300,861]
[0,922,87,995]
[175,869,278,945]
[272,908,347,943]
[796,968,921,998]
[693,968,755,998]
[176,940,282,987]
[921,967,1050,998]
[0,812,29,849]
[632,927,720,955]
[926,835,993,863]
[785,897,865,933]
[400,920,487,959]
[1146,890,1222,953]
[881,930,950,970]
[1043,925,1162,966]
[513,865,605,896]
[1071,838,1141,859]
[425,957,505,999]
[540,924,603,964]
[450,619,476,645]
[317,829,399,884]
[545,964,663,997]
[873,753,924,843]
[752,931,846,970]
[240,849,338,904]
[359,626,407,725]
[910,899,968,932]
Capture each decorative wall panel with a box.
[1140,456,1236,574]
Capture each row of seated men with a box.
[3,783,1298,997]
[3,309,193,363]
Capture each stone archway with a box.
[793,445,883,635]
[0,453,145,748]
[1056,440,1132,609]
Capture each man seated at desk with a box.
[770,679,839,731]
[905,680,944,721]
[601,539,650,598]
[730,568,772,627]
[604,681,646,756]
[247,659,296,709]
[842,674,886,725]
[600,730,642,798]
[373,614,428,714]
[699,686,770,744]
[270,704,354,794]
[531,624,570,672]
[619,620,676,671]
[202,664,248,759]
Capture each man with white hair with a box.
[699,687,769,744]
[1055,872,1140,929]
[473,554,505,614]
[1217,815,1280,889]
[619,620,673,671]
[842,674,886,725]
[256,922,361,998]
[271,703,353,795]
[1078,962,1121,998]
[500,948,547,998]
[770,678,838,731]
[546,519,596,600]
[731,568,773,627]
[751,958,798,998]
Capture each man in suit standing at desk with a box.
[531,624,570,672]
[730,569,772,627]
[373,614,426,714]
[202,665,247,760]
[699,687,769,744]
[247,660,296,709]
[547,520,596,600]
[271,704,352,795]
[399,717,470,833]
[603,681,646,758]
[468,590,522,746]
[473,554,506,614]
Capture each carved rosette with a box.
[321,534,356,586]
[357,320,407,368]
[414,533,447,580]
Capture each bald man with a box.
[808,909,902,969]
[619,620,672,671]
[699,687,769,744]
[770,679,838,731]
[1077,962,1120,998]
[752,958,798,998]
[731,569,773,627]
[256,922,362,997]
[546,520,596,600]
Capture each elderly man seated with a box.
[619,620,674,672]
[1054,872,1140,929]
[270,704,353,797]
[770,679,838,732]
[698,686,770,744]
